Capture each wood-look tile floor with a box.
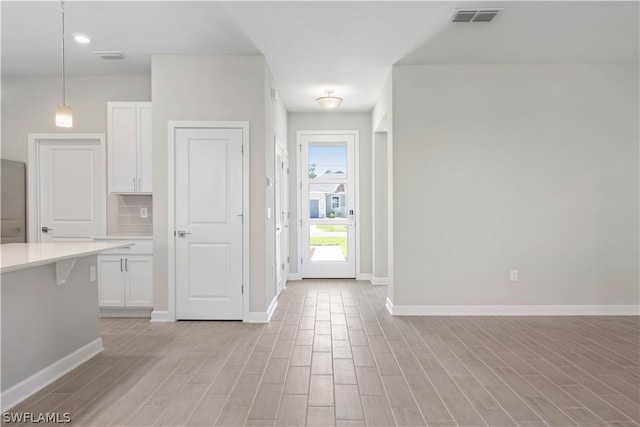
[9,280,640,426]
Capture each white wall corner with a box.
[150,310,170,322]
[356,273,372,281]
[245,297,278,323]
[1,338,103,412]
[385,297,394,315]
[389,304,640,316]
[371,276,389,286]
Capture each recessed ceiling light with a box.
[73,34,91,44]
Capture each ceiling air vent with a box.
[95,51,124,60]
[451,9,503,23]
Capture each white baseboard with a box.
[100,308,152,318]
[385,297,394,315]
[288,273,302,281]
[388,304,640,316]
[1,338,103,412]
[356,273,372,281]
[371,276,389,286]
[267,296,278,321]
[150,310,170,322]
[244,297,278,323]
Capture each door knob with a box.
[176,230,191,238]
[41,226,53,233]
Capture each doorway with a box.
[297,131,358,278]
[27,134,106,242]
[168,122,249,321]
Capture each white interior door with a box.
[299,133,356,278]
[275,139,289,296]
[175,127,243,320]
[37,138,106,242]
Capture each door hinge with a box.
[287,168,289,175]
[287,256,290,263]
[241,145,244,154]
[301,257,303,265]
[281,162,284,169]
[299,145,302,152]
[242,285,244,294]
[282,263,285,271]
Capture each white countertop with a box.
[1,242,133,273]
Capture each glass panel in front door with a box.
[308,184,348,219]
[308,144,347,180]
[309,224,348,262]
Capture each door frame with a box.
[167,121,250,322]
[27,133,106,243]
[275,136,289,296]
[296,130,360,278]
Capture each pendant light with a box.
[55,0,72,127]
[316,90,343,111]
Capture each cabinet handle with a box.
[120,258,123,272]
[125,258,128,272]
[133,177,136,192]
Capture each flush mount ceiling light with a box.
[73,34,91,44]
[316,90,343,111]
[55,0,72,127]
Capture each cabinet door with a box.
[137,103,153,193]
[98,256,125,306]
[125,256,153,307]
[108,103,138,193]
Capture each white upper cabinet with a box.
[107,102,152,194]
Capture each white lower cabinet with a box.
[95,238,153,317]
[98,255,153,307]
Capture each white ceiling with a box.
[2,1,638,112]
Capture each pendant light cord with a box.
[60,0,66,106]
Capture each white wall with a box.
[287,112,372,277]
[392,64,639,309]
[151,55,274,315]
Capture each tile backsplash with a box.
[107,195,152,235]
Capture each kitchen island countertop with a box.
[0,242,132,273]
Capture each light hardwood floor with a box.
[8,280,639,426]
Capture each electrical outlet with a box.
[140,207,148,218]
[509,269,518,282]
[90,266,96,282]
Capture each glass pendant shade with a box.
[55,0,73,128]
[55,104,73,127]
[316,91,343,110]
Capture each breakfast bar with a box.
[1,242,132,411]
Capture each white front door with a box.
[299,132,356,278]
[36,138,106,242]
[175,127,243,320]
